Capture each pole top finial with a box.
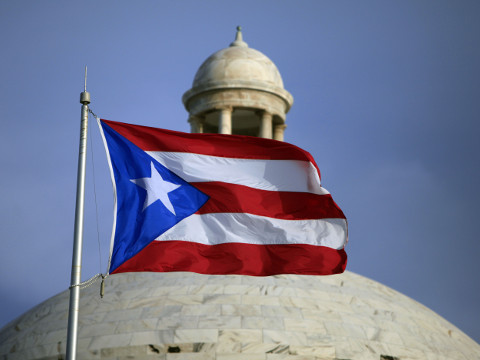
[230,25,248,48]
[80,65,91,104]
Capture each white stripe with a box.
[155,213,346,250]
[147,151,328,195]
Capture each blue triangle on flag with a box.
[101,122,209,273]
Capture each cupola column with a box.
[258,111,273,139]
[273,123,287,141]
[219,107,232,134]
[188,116,204,133]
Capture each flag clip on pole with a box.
[66,67,90,360]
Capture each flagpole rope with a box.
[88,108,113,277]
[93,113,117,276]
[88,113,103,273]
[88,108,99,120]
[69,273,103,289]
[81,107,110,298]
[69,273,108,298]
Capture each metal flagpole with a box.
[66,66,90,360]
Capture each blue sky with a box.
[1,1,479,343]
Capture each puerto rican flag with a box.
[99,119,348,276]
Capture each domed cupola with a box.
[182,27,293,140]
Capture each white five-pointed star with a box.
[130,162,181,215]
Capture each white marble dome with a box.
[1,271,479,360]
[182,27,293,119]
[192,40,284,90]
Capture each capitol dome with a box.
[1,271,479,359]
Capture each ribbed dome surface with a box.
[1,271,479,359]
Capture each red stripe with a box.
[101,119,320,169]
[194,182,345,220]
[112,240,347,276]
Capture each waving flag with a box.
[99,119,347,276]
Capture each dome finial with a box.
[230,25,248,48]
